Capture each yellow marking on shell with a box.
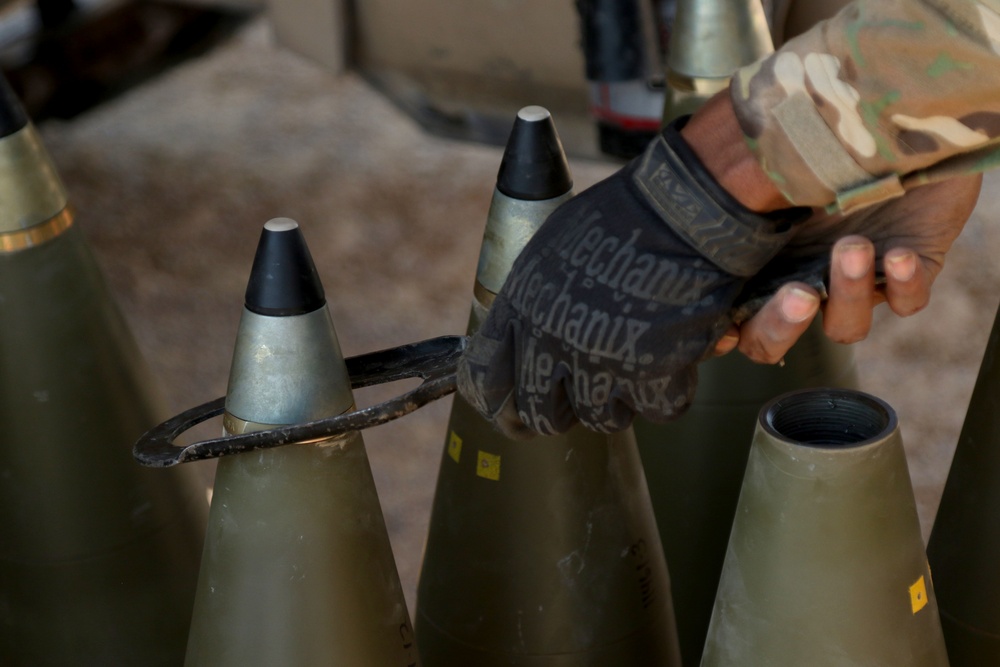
[476,451,501,481]
[910,575,929,614]
[448,431,463,463]
[978,4,1000,54]
[891,114,990,148]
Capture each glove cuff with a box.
[631,117,809,277]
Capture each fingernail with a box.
[886,252,917,282]
[781,287,820,323]
[837,244,873,280]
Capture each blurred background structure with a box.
[2,0,999,616]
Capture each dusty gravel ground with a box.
[36,19,1000,612]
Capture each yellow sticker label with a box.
[476,451,501,481]
[448,431,463,463]
[910,575,928,614]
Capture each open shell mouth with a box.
[763,388,896,448]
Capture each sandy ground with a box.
[35,19,1000,612]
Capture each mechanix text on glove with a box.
[458,119,807,437]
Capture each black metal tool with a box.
[133,335,466,467]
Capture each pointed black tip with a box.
[245,218,326,316]
[495,106,572,201]
[0,73,29,139]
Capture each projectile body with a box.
[701,389,949,666]
[0,76,207,664]
[414,107,681,666]
[634,325,858,665]
[183,219,418,667]
[927,304,1000,663]
[661,0,773,123]
[643,10,856,661]
[576,0,665,158]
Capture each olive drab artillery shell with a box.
[182,219,419,667]
[701,389,949,667]
[641,7,859,662]
[928,303,1000,665]
[661,0,774,124]
[577,0,665,158]
[633,323,859,666]
[414,107,682,666]
[0,74,208,665]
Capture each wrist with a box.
[680,91,791,213]
[632,119,807,278]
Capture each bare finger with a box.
[883,247,932,316]
[713,324,740,356]
[736,282,822,364]
[824,236,876,343]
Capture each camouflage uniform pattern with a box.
[733,0,1000,212]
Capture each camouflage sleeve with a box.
[733,0,1000,212]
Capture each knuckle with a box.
[739,337,785,365]
[891,300,928,317]
[826,328,869,345]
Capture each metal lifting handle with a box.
[133,335,467,468]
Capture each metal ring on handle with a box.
[133,335,467,467]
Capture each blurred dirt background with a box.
[34,18,1000,612]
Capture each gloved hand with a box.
[457,119,808,437]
